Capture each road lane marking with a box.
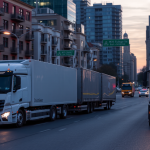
[40,129,51,133]
[59,128,66,131]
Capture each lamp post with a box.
[2,29,40,60]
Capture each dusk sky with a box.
[91,0,149,72]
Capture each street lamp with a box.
[2,29,40,60]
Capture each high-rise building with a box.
[123,32,137,82]
[21,0,76,23]
[73,0,91,25]
[84,3,123,77]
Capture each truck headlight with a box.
[1,112,10,119]
[129,92,132,94]
[122,92,124,94]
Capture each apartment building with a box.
[21,0,76,23]
[32,8,87,68]
[123,32,137,82]
[87,42,101,70]
[32,23,61,64]
[0,0,33,60]
[84,3,123,77]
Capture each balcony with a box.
[0,8,4,16]
[87,55,91,60]
[41,50,47,56]
[0,45,4,52]
[52,40,58,47]
[41,38,47,44]
[64,44,72,49]
[52,51,57,57]
[64,59,73,66]
[87,64,91,69]
[11,13,25,22]
[64,26,74,32]
[10,47,21,54]
[64,35,73,41]
[25,50,32,57]
[11,30,23,37]
[83,47,90,53]
[25,33,34,41]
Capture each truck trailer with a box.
[0,60,116,127]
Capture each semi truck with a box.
[0,60,116,127]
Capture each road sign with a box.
[103,39,129,47]
[57,50,75,56]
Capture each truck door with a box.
[12,75,22,104]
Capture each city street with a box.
[0,92,149,150]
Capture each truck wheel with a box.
[90,103,93,113]
[16,110,25,128]
[50,107,56,121]
[60,105,67,119]
[86,103,90,114]
[122,95,124,97]
[104,102,109,110]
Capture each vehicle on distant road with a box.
[139,89,149,97]
[137,87,142,91]
[121,83,135,97]
[116,87,121,92]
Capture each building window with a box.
[49,35,50,41]
[26,27,30,33]
[12,56,15,60]
[3,2,8,13]
[61,21,63,27]
[19,25,23,34]
[26,11,30,21]
[3,55,8,60]
[3,20,8,30]
[62,39,63,45]
[19,8,23,16]
[12,23,16,32]
[12,6,16,14]
[61,30,63,35]
[19,41,23,50]
[26,43,29,50]
[19,57,23,60]
[3,38,8,48]
[81,40,84,47]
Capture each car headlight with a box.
[1,112,10,119]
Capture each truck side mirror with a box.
[13,76,21,92]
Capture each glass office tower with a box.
[73,0,91,24]
[21,0,76,23]
[85,3,123,77]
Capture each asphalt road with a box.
[0,92,150,150]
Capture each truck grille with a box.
[0,100,5,112]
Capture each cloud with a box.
[123,6,149,10]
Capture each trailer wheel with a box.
[50,107,56,121]
[86,103,90,114]
[16,109,25,128]
[60,105,67,119]
[90,103,93,113]
[104,102,110,110]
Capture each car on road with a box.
[137,87,142,91]
[116,87,121,92]
[139,89,149,97]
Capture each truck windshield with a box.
[122,86,132,90]
[0,75,12,93]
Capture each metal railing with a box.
[41,50,47,55]
[25,33,34,41]
[41,38,47,43]
[64,26,74,32]
[11,13,25,22]
[10,47,21,54]
[25,50,32,57]
[64,35,73,40]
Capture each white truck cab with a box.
[0,60,31,127]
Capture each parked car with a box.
[139,89,149,97]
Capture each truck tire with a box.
[16,109,25,128]
[104,102,109,110]
[50,107,56,121]
[60,105,67,119]
[122,95,124,97]
[86,103,90,114]
[90,103,93,113]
